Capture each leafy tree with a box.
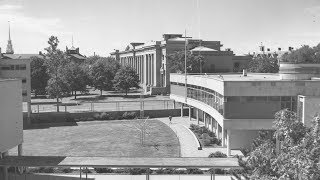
[90,57,119,96]
[281,45,317,63]
[113,66,139,95]
[167,51,204,73]
[241,109,320,180]
[247,55,279,73]
[64,62,88,99]
[30,56,49,97]
[44,36,70,112]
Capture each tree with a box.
[44,36,70,112]
[281,45,317,63]
[64,62,88,99]
[90,57,119,96]
[30,56,49,97]
[247,55,279,73]
[113,66,140,95]
[167,51,204,73]
[241,109,320,180]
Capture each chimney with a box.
[243,69,247,77]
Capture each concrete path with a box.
[157,117,242,157]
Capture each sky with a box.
[1,0,320,56]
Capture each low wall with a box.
[9,174,94,180]
[150,87,169,95]
[23,109,188,125]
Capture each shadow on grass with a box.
[24,121,78,130]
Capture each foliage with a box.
[186,168,203,174]
[30,56,49,96]
[189,124,220,146]
[167,51,204,73]
[43,36,70,111]
[128,168,147,175]
[247,55,279,73]
[64,62,88,99]
[113,66,140,95]
[281,44,320,64]
[241,109,320,180]
[122,111,137,119]
[94,168,113,173]
[208,151,227,158]
[90,57,119,95]
[93,112,111,120]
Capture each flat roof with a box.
[192,73,282,81]
[0,156,240,169]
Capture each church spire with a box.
[6,21,14,54]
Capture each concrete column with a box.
[204,113,206,128]
[196,109,199,124]
[211,117,214,132]
[215,122,219,139]
[222,126,225,147]
[181,103,184,117]
[145,55,149,85]
[18,144,23,156]
[227,129,231,156]
[189,106,192,121]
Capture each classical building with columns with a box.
[170,66,320,156]
[110,34,251,94]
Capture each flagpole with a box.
[184,29,187,103]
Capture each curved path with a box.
[158,117,242,157]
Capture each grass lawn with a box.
[10,119,180,157]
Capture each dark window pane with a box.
[268,96,280,101]
[256,96,268,102]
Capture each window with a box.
[22,78,26,83]
[10,65,14,70]
[268,96,280,101]
[0,65,10,70]
[255,96,268,102]
[227,96,240,102]
[19,64,26,70]
[22,90,27,96]
[15,65,20,70]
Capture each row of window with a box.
[0,64,27,70]
[22,90,27,96]
[187,87,224,115]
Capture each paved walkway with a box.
[157,117,242,157]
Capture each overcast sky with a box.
[1,0,320,56]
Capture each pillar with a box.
[196,109,199,124]
[227,129,231,156]
[181,103,184,117]
[18,144,23,156]
[189,106,192,121]
[211,117,214,132]
[204,113,206,128]
[1,151,8,180]
[222,126,225,147]
[145,55,149,86]
[216,123,219,139]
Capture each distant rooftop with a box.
[1,54,43,59]
[188,73,282,81]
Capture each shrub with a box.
[208,151,227,158]
[122,112,137,119]
[128,168,147,175]
[93,112,110,120]
[61,168,73,173]
[209,168,226,174]
[186,168,203,174]
[38,167,55,173]
[94,168,113,173]
[82,168,92,173]
[211,138,221,146]
[240,147,251,157]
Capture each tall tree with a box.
[44,36,70,112]
[241,109,320,180]
[167,51,204,73]
[30,56,49,97]
[113,66,140,95]
[64,62,88,99]
[247,55,279,73]
[90,57,119,96]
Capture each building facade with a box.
[170,71,320,156]
[111,34,251,95]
